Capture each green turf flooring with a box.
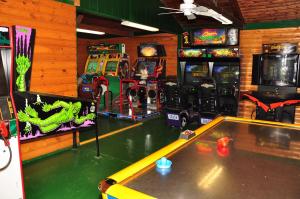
[79,116,136,141]
[23,116,198,199]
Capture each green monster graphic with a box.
[18,100,95,133]
[16,55,31,92]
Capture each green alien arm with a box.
[43,100,70,112]
[18,109,69,133]
[74,113,96,124]
[16,55,31,92]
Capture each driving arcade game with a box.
[165,28,240,128]
[0,26,24,199]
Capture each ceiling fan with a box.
[158,0,232,24]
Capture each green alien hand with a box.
[86,113,96,120]
[42,103,52,112]
[16,55,31,92]
[18,110,30,122]
[16,55,31,75]
[24,106,39,118]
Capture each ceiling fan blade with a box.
[159,6,181,11]
[211,15,233,24]
[193,6,209,13]
[186,14,196,20]
[158,11,183,15]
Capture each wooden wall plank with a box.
[0,0,77,97]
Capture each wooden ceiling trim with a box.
[237,0,300,23]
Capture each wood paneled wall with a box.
[0,0,77,160]
[238,27,300,124]
[0,0,77,97]
[77,33,178,77]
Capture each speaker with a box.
[252,54,262,85]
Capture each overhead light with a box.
[76,28,105,35]
[121,20,159,32]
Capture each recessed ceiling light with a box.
[76,28,105,35]
[121,21,159,32]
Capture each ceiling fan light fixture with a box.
[121,20,159,32]
[76,28,105,35]
[184,10,192,16]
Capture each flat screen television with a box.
[252,54,300,87]
[212,63,240,84]
[105,61,118,72]
[262,54,298,86]
[136,61,157,76]
[184,63,209,85]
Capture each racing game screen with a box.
[184,63,209,85]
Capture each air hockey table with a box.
[99,116,300,199]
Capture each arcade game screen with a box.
[261,54,298,86]
[139,45,157,57]
[86,59,98,73]
[136,61,157,75]
[193,29,226,45]
[213,64,239,84]
[105,61,118,72]
[184,63,209,84]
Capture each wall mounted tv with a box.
[252,54,300,87]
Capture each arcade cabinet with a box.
[246,43,300,123]
[129,43,166,110]
[166,28,240,128]
[78,43,129,107]
[0,26,24,199]
[166,62,210,128]
[102,43,167,120]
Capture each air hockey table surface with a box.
[99,116,300,199]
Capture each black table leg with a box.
[72,129,77,149]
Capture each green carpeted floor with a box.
[23,116,198,199]
[79,116,136,142]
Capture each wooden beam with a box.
[232,0,244,23]
[78,24,134,37]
